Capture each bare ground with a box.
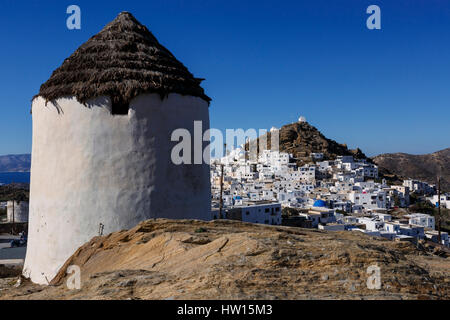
[0,219,449,300]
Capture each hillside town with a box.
[211,121,449,248]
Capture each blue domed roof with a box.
[313,200,327,207]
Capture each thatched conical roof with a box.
[36,12,210,107]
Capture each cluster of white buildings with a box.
[338,212,448,247]
[210,134,448,247]
[403,179,436,195]
[212,148,390,214]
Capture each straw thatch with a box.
[36,12,210,108]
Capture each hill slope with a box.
[0,154,31,172]
[373,148,450,191]
[250,121,367,165]
[1,219,449,299]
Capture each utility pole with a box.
[12,199,15,235]
[218,143,226,220]
[437,176,441,244]
[11,180,15,235]
[219,163,224,219]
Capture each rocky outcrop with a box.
[250,121,368,166]
[1,219,449,299]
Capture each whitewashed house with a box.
[399,225,425,239]
[349,191,387,210]
[404,213,435,230]
[226,202,282,225]
[357,217,384,232]
[403,179,435,195]
[428,193,450,209]
[384,221,401,234]
[6,201,29,223]
[425,230,449,247]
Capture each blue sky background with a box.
[0,0,449,156]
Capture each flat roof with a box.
[425,230,448,235]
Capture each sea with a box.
[0,172,31,185]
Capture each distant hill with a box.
[0,154,31,172]
[373,148,450,192]
[249,121,368,165]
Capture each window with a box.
[265,208,270,213]
[111,102,129,115]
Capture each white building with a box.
[390,185,410,206]
[384,221,401,234]
[428,193,450,209]
[357,217,384,232]
[404,213,435,230]
[225,202,282,225]
[24,12,212,285]
[403,179,434,194]
[348,191,387,210]
[361,164,378,178]
[399,225,425,239]
[297,165,316,183]
[299,212,321,227]
[301,207,335,227]
[425,230,449,247]
[6,201,29,223]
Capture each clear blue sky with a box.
[0,0,449,156]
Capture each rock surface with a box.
[249,121,368,166]
[1,219,449,300]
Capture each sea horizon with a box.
[0,172,31,185]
